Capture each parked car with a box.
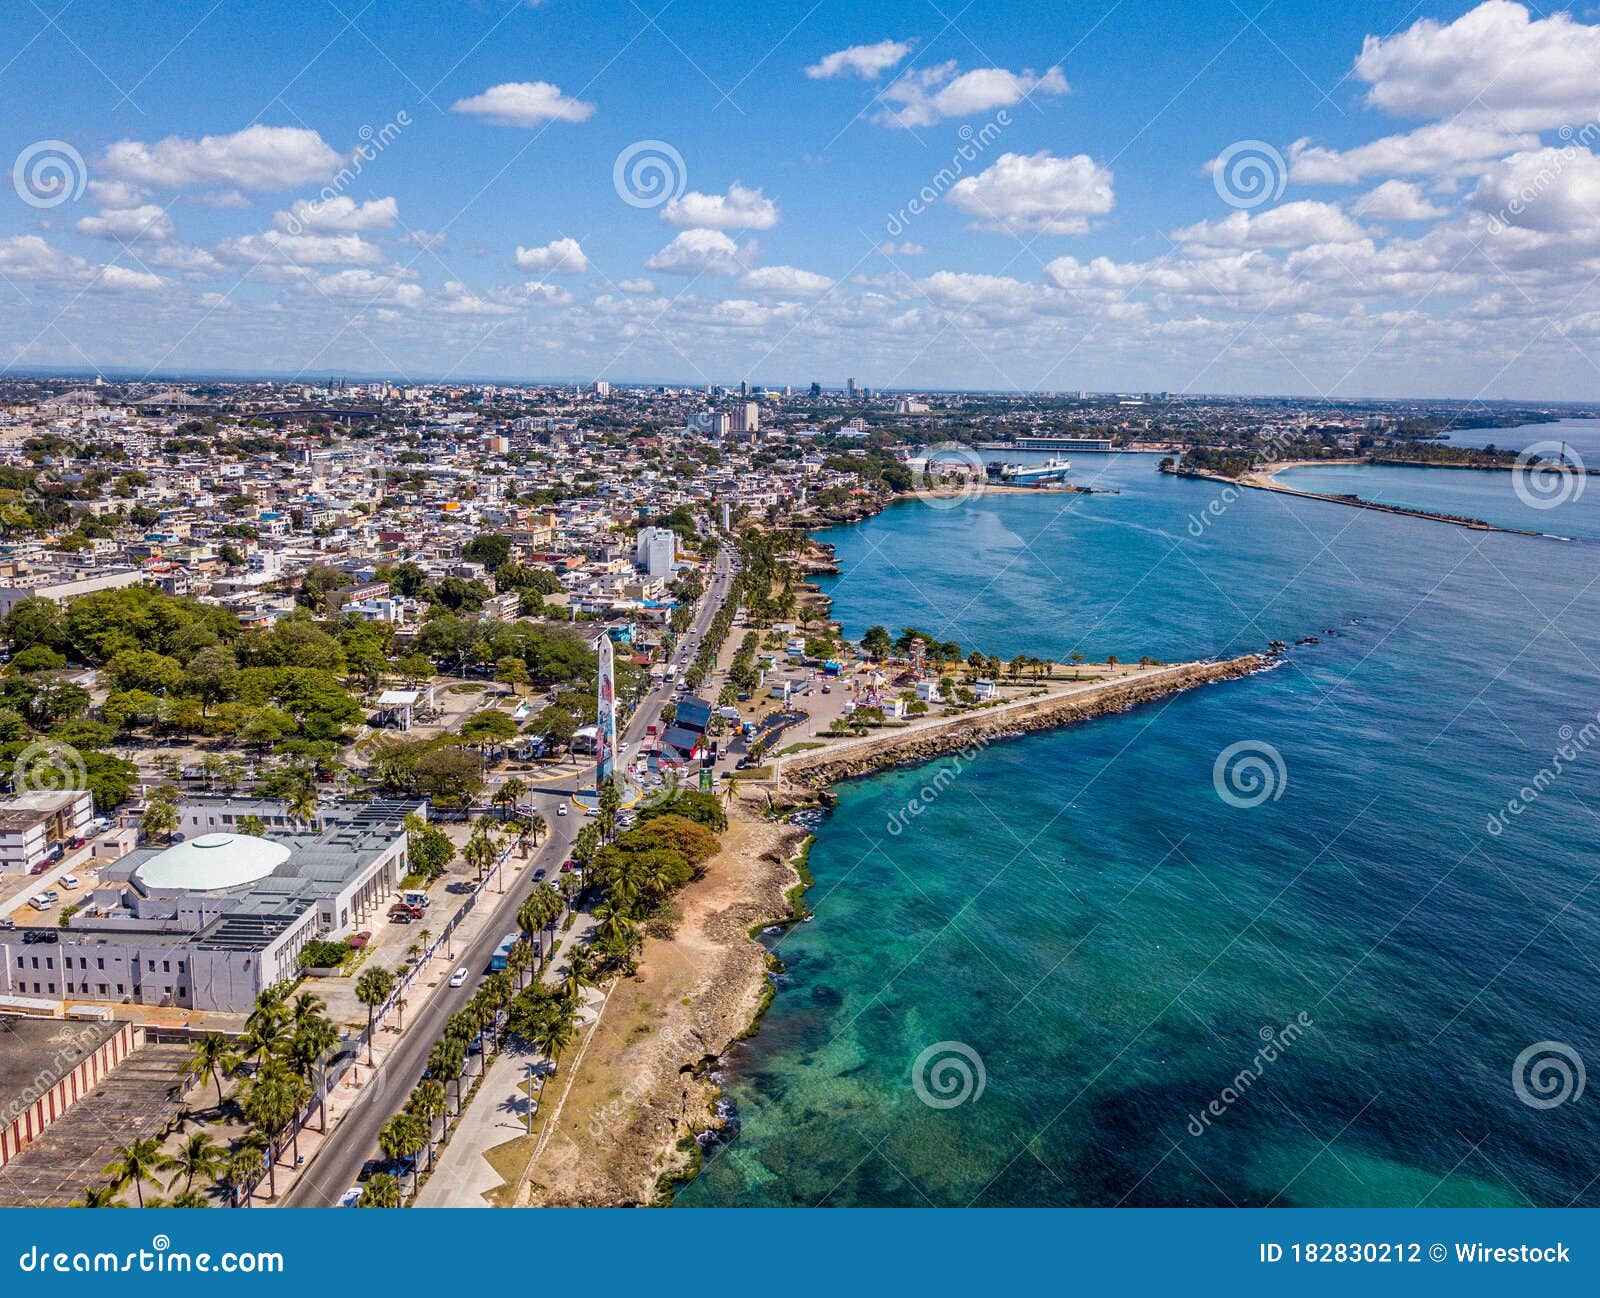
[28,861,49,876]
[28,895,53,911]
[65,836,86,851]
[387,910,413,925]
[0,918,13,930]
[357,1159,384,1182]
[58,875,79,890]
[23,929,59,944]
[559,859,573,873]
[337,1187,362,1208]
[449,967,470,988]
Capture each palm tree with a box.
[506,939,534,991]
[285,1014,340,1132]
[410,1080,447,1167]
[286,768,319,828]
[531,1014,574,1073]
[240,1062,307,1197]
[102,1138,170,1208]
[166,1132,224,1193]
[223,1144,265,1208]
[378,1111,427,1192]
[356,966,395,1065]
[70,1183,120,1208]
[526,812,547,847]
[239,813,266,837]
[357,1172,400,1207]
[429,1038,468,1113]
[167,1188,211,1208]
[186,1033,233,1111]
[562,947,596,1004]
[597,780,621,840]
[495,777,525,821]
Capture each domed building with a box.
[0,797,426,1014]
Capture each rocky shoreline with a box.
[519,798,806,1207]
[781,655,1268,788]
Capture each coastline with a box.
[510,795,806,1206]
[519,498,1270,1208]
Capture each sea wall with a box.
[782,656,1266,787]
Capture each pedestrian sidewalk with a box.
[414,1047,541,1207]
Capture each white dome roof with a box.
[134,832,290,893]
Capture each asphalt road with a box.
[284,549,733,1205]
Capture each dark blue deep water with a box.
[680,454,1600,1207]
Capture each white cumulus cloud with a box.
[102,125,343,192]
[451,81,596,126]
[1175,201,1366,249]
[661,183,779,230]
[275,196,398,233]
[645,229,749,275]
[946,151,1113,235]
[514,236,590,273]
[877,62,1067,128]
[1354,0,1600,132]
[1352,180,1448,221]
[805,39,914,80]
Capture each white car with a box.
[337,1187,362,1208]
[28,895,53,911]
[58,875,79,890]
[449,967,470,988]
[557,803,568,817]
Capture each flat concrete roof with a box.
[0,1016,123,1127]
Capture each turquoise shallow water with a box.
[678,454,1600,1208]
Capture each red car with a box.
[28,861,49,875]
[559,859,573,873]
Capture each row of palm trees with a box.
[76,987,340,1208]
[366,969,523,1205]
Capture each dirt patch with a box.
[514,795,804,1206]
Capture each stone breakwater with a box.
[782,656,1268,788]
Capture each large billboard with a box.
[596,632,618,788]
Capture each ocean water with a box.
[1277,462,1600,541]
[679,454,1600,1208]
[1440,417,1600,458]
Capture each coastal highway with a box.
[284,548,734,1206]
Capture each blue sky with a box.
[4,0,1600,399]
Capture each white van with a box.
[28,895,54,911]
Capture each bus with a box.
[489,932,518,972]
